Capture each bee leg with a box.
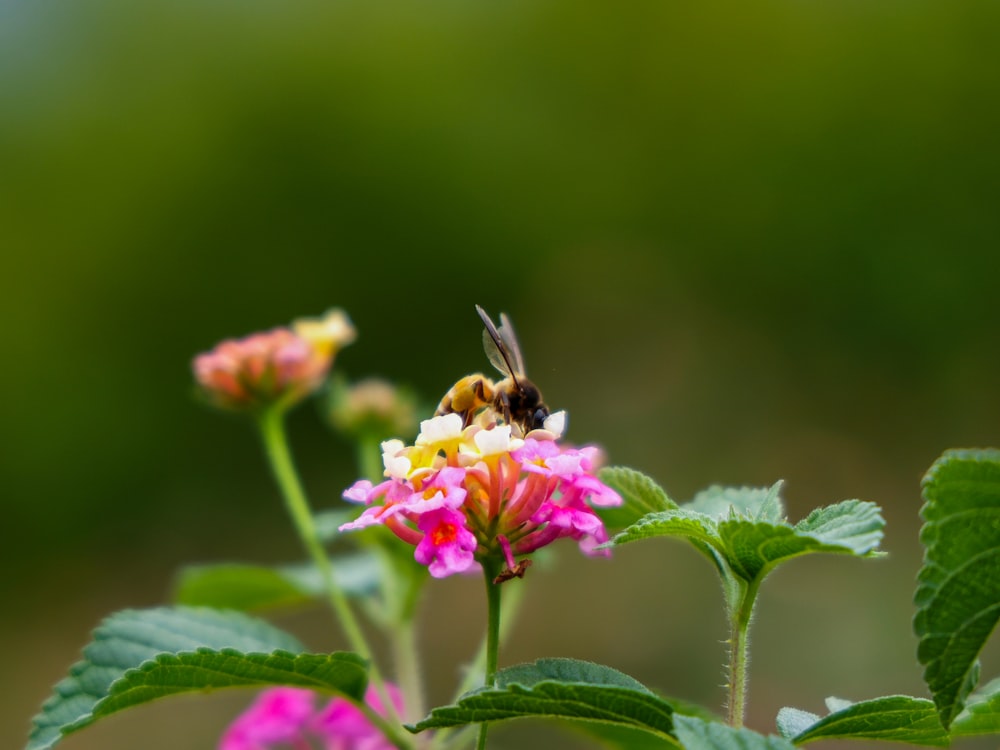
[457,378,493,428]
[497,389,513,426]
[474,378,491,404]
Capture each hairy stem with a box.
[726,578,760,728]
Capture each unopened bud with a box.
[328,377,418,442]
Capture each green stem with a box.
[726,578,760,728]
[358,703,417,750]
[476,558,504,750]
[430,578,526,750]
[255,408,407,743]
[393,618,425,724]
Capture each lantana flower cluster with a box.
[340,412,622,578]
[220,685,402,750]
[193,309,356,412]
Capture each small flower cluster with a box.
[193,309,356,412]
[220,685,401,750]
[340,413,622,578]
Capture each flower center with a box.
[431,522,458,545]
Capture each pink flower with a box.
[218,687,317,750]
[339,414,622,580]
[414,507,479,578]
[219,684,402,750]
[193,310,355,413]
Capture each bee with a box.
[435,305,550,436]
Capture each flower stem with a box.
[726,578,760,728]
[476,558,504,750]
[394,618,425,724]
[255,408,406,741]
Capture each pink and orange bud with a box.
[193,325,338,413]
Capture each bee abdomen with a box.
[435,374,494,417]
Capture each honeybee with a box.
[435,305,550,436]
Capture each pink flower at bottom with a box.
[219,688,316,750]
[219,684,402,750]
[414,507,479,578]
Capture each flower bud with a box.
[193,326,333,413]
[328,377,419,442]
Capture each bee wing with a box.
[476,305,523,382]
[497,312,527,376]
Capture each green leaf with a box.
[951,676,1000,738]
[606,509,721,550]
[598,466,677,529]
[777,696,948,746]
[794,499,886,555]
[686,483,784,522]
[608,484,884,588]
[915,449,1000,728]
[174,554,381,612]
[408,658,677,744]
[718,500,884,582]
[26,607,368,750]
[95,650,367,716]
[672,715,796,750]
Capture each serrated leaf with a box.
[598,467,677,529]
[780,696,948,746]
[608,488,884,590]
[606,509,721,549]
[95,650,367,715]
[795,500,886,556]
[718,500,884,582]
[496,659,653,692]
[951,675,1000,737]
[673,715,796,750]
[408,658,677,744]
[26,607,367,750]
[174,554,381,612]
[686,483,784,522]
[915,449,1000,728]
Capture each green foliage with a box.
[672,716,796,750]
[174,554,381,612]
[608,481,884,587]
[915,449,1000,728]
[25,607,367,750]
[408,658,677,744]
[598,466,677,529]
[777,696,947,746]
[951,677,1000,738]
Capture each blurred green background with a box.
[3,0,1000,747]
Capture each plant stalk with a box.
[476,558,504,750]
[726,578,760,728]
[256,408,406,741]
